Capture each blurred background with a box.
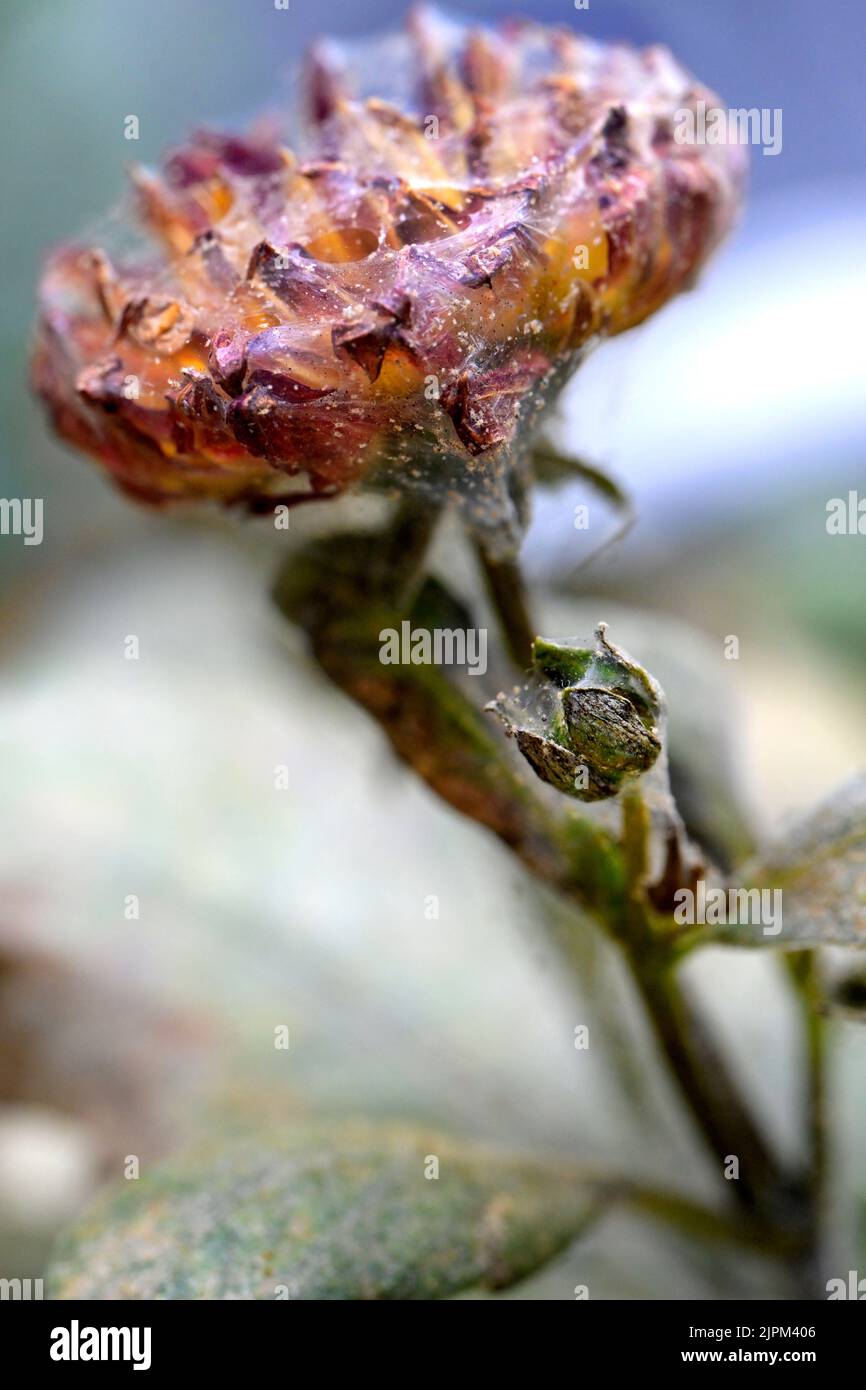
[1,0,864,1298]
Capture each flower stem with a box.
[611,1180,796,1258]
[615,793,807,1244]
[380,496,446,608]
[785,949,828,1290]
[474,543,536,670]
[624,940,798,1222]
[274,519,820,1286]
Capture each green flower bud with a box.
[488,624,663,802]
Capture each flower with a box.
[488,624,663,800]
[32,6,744,554]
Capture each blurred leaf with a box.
[532,444,634,572]
[726,774,866,947]
[48,1121,601,1300]
[532,443,630,509]
[0,941,212,1171]
[274,536,630,926]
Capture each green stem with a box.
[379,495,446,609]
[474,543,536,670]
[612,795,808,1250]
[624,939,798,1223]
[785,950,828,1289]
[787,953,828,1195]
[612,1180,796,1258]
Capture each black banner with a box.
[3,1299,862,1373]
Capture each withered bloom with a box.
[33,6,744,553]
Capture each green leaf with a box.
[532,443,630,510]
[531,443,634,570]
[728,773,866,947]
[47,1122,600,1300]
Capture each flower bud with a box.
[489,624,662,801]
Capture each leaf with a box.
[532,442,630,509]
[726,773,866,947]
[0,938,211,1168]
[273,536,630,926]
[47,1121,600,1300]
[531,443,635,570]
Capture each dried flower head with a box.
[33,6,744,553]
